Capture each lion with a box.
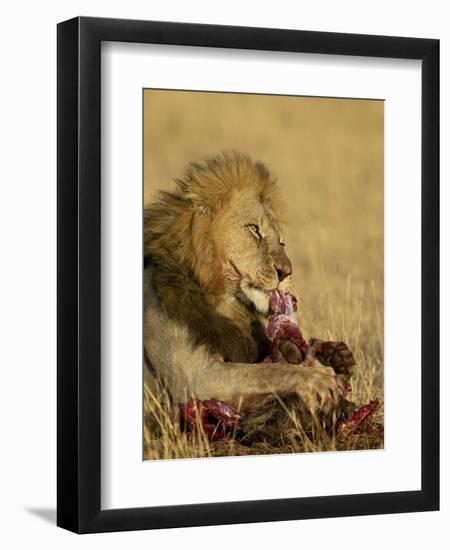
[143,152,355,434]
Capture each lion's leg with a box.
[190,358,344,416]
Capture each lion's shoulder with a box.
[144,258,263,363]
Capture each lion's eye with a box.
[247,224,261,239]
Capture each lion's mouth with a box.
[241,281,271,315]
[229,261,274,293]
[248,281,270,293]
[228,260,275,315]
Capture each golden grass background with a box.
[143,90,384,459]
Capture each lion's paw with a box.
[309,338,356,377]
[295,364,342,415]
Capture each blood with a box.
[339,399,382,436]
[179,398,241,440]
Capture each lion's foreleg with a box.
[190,359,344,416]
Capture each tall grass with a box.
[143,91,384,459]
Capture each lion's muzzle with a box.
[273,251,292,282]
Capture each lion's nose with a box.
[275,260,292,282]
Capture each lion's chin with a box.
[239,281,271,316]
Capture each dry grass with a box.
[143,90,384,459]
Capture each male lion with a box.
[144,152,354,430]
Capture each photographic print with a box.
[143,89,384,460]
[57,18,439,531]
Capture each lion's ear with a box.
[176,175,228,215]
[184,191,216,215]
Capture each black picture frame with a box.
[57,16,439,533]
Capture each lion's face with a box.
[144,152,293,317]
[211,188,292,315]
